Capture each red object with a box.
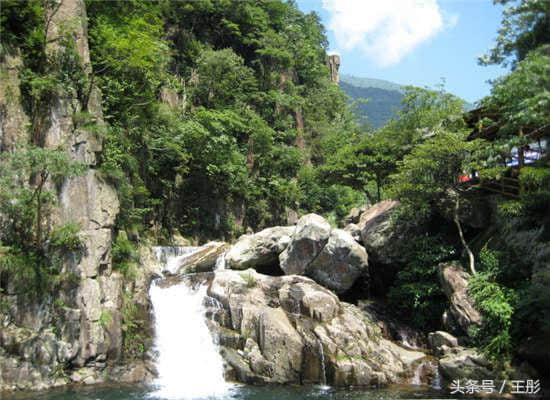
[459,174,471,183]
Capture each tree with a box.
[388,131,483,275]
[0,144,85,250]
[480,0,550,67]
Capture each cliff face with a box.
[0,0,122,390]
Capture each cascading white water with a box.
[431,362,441,390]
[318,340,327,387]
[149,246,229,399]
[411,362,424,385]
[215,252,226,271]
[153,246,199,275]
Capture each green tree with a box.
[480,0,550,67]
[389,131,483,274]
[0,144,85,250]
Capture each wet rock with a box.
[172,242,228,275]
[439,348,493,380]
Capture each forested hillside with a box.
[339,76,403,128]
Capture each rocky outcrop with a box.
[279,214,331,275]
[0,0,123,391]
[224,214,369,294]
[307,228,369,294]
[357,200,401,265]
[327,54,341,84]
[439,348,493,380]
[428,331,459,356]
[170,242,228,275]
[225,227,295,271]
[0,52,30,151]
[204,270,426,386]
[438,262,481,334]
[277,214,369,293]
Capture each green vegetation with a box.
[240,271,257,289]
[388,236,454,331]
[84,0,363,242]
[1,0,548,371]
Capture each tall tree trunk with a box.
[453,195,476,275]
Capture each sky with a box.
[296,0,510,104]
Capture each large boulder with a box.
[278,214,369,294]
[169,242,228,275]
[357,200,401,265]
[439,348,493,380]
[206,269,427,386]
[438,263,481,334]
[279,214,331,275]
[225,227,294,271]
[308,229,369,294]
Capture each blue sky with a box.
[296,0,510,104]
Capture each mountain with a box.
[339,74,403,129]
[340,74,475,129]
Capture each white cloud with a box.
[322,0,457,66]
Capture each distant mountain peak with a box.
[340,74,403,93]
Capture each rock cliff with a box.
[0,0,122,390]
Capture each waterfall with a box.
[431,361,441,390]
[215,252,226,271]
[411,361,424,385]
[318,340,328,387]
[152,246,198,274]
[149,247,229,399]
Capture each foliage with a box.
[121,290,147,358]
[86,0,362,239]
[112,231,139,280]
[99,310,113,329]
[468,249,517,359]
[48,222,83,253]
[240,271,257,288]
[388,235,454,331]
[480,0,550,67]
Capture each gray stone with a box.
[308,228,369,293]
[226,226,294,270]
[279,214,331,275]
[358,200,401,265]
[171,241,228,275]
[439,348,493,380]
[207,270,428,386]
[438,262,481,334]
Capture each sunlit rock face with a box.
[205,269,426,386]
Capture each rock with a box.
[206,269,427,386]
[439,348,493,380]
[0,52,30,151]
[226,227,295,270]
[428,331,458,348]
[279,214,369,293]
[438,262,481,334]
[358,300,427,350]
[358,200,401,265]
[308,228,369,293]
[279,214,331,275]
[344,206,368,225]
[343,223,361,242]
[171,242,228,275]
[428,331,458,356]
